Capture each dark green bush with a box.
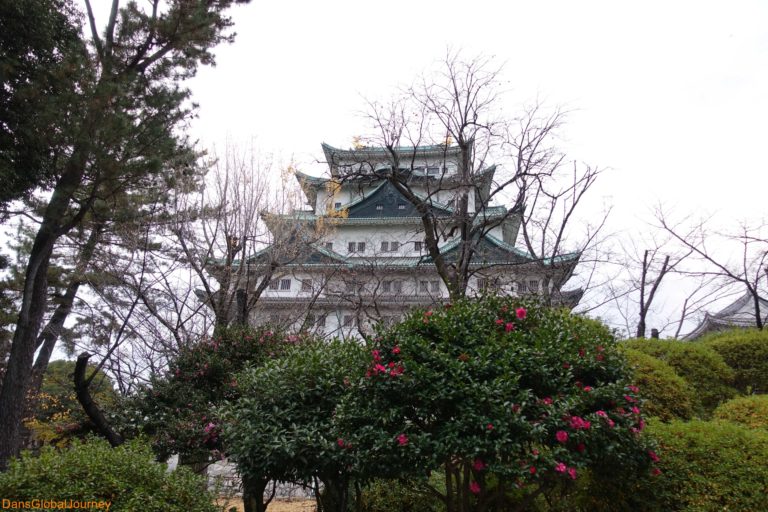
[623,339,737,415]
[359,477,446,512]
[700,328,768,393]
[0,438,216,512]
[622,348,696,421]
[337,297,656,512]
[714,394,768,430]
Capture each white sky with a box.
[188,0,768,223]
[184,0,768,335]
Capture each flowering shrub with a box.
[623,339,736,415]
[119,325,307,463]
[621,348,696,422]
[714,394,768,430]
[701,328,768,393]
[336,296,657,511]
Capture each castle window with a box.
[325,242,333,251]
[334,202,342,209]
[390,241,399,251]
[280,279,291,290]
[381,241,389,252]
[348,242,355,253]
[357,242,366,253]
[376,204,384,210]
[269,279,279,290]
[414,241,423,252]
[301,279,312,292]
[398,204,406,210]
[382,280,402,294]
[528,280,540,293]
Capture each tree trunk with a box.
[0,133,93,469]
[74,352,124,447]
[242,476,269,512]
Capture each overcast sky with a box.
[188,0,767,221]
[184,0,768,334]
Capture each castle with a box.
[229,142,582,337]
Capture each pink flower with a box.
[627,384,639,393]
[391,346,401,355]
[541,397,553,405]
[583,386,592,392]
[515,307,527,320]
[529,466,537,475]
[486,423,494,431]
[397,433,408,446]
[372,350,381,362]
[607,419,615,428]
[505,322,515,332]
[469,481,481,495]
[556,430,569,443]
[596,410,607,418]
[651,467,662,476]
[424,310,433,317]
[578,348,586,357]
[624,395,637,403]
[472,458,486,471]
[596,353,605,361]
[567,467,577,480]
[495,318,504,326]
[337,438,345,448]
[648,450,660,462]
[632,406,641,415]
[532,448,539,456]
[576,443,586,453]
[562,362,570,369]
[568,416,591,430]
[554,462,566,473]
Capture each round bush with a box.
[701,328,768,393]
[338,297,657,511]
[645,420,768,511]
[623,339,737,415]
[0,438,216,512]
[714,394,768,430]
[622,348,696,421]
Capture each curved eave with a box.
[294,170,328,209]
[322,142,463,176]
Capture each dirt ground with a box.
[217,498,316,512]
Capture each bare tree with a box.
[657,210,768,331]
[331,51,592,303]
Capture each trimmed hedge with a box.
[623,339,737,415]
[700,328,768,393]
[622,348,696,421]
[714,394,768,430]
[584,420,768,511]
[645,420,768,510]
[0,438,216,512]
